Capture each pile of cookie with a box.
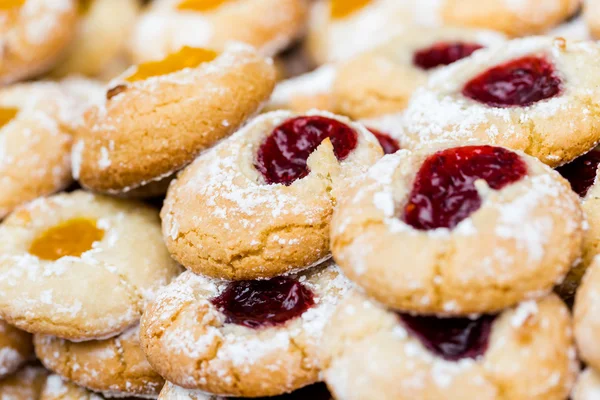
[2,0,600,399]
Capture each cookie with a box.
[162,110,382,280]
[35,325,164,397]
[0,190,181,341]
[75,44,276,196]
[331,144,583,315]
[158,381,333,399]
[140,262,350,397]
[49,0,141,79]
[439,0,580,37]
[332,26,505,120]
[403,37,600,168]
[572,368,600,400]
[322,291,577,400]
[0,321,32,379]
[358,113,405,155]
[0,366,48,400]
[130,0,307,63]
[41,375,107,400]
[574,256,600,372]
[0,0,78,84]
[585,0,600,38]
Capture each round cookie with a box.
[331,144,583,315]
[585,0,600,38]
[322,291,577,400]
[140,262,350,397]
[0,320,32,379]
[161,110,382,280]
[75,44,276,196]
[332,26,505,120]
[574,256,600,372]
[49,0,141,79]
[0,190,181,341]
[158,381,333,399]
[403,37,600,168]
[130,0,308,63]
[573,368,600,400]
[35,325,164,397]
[0,366,48,400]
[439,0,580,37]
[0,0,78,84]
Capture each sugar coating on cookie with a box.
[41,374,105,400]
[162,110,382,280]
[35,325,164,397]
[332,26,505,120]
[572,368,600,400]
[331,144,583,314]
[130,0,307,63]
[0,191,181,341]
[322,291,577,400]
[403,37,600,168]
[75,44,276,196]
[0,320,32,379]
[0,0,78,84]
[140,262,351,397]
[158,381,333,399]
[0,366,48,400]
[359,113,406,155]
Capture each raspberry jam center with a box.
[177,0,229,12]
[462,56,562,108]
[556,149,600,198]
[255,116,358,185]
[413,42,483,71]
[402,145,527,230]
[125,46,217,82]
[211,277,315,329]
[0,107,18,129]
[330,0,372,19]
[399,313,496,361]
[29,218,105,261]
[367,128,400,155]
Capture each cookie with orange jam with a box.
[0,191,181,341]
[0,0,78,84]
[75,44,276,197]
[129,0,307,63]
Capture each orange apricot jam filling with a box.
[330,0,372,19]
[125,46,218,82]
[78,0,93,15]
[0,0,25,11]
[0,108,18,129]
[176,0,229,12]
[29,218,105,261]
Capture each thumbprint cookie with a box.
[572,368,600,400]
[35,325,164,397]
[74,44,275,196]
[130,0,307,63]
[0,0,78,84]
[574,257,600,373]
[322,291,577,400]
[0,191,181,341]
[162,110,382,280]
[0,321,32,379]
[332,26,505,120]
[0,366,48,400]
[140,262,350,397]
[403,37,600,168]
[331,145,583,315]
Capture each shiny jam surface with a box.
[399,313,496,361]
[367,128,400,155]
[462,56,562,108]
[413,42,483,70]
[254,116,358,186]
[125,46,218,82]
[211,277,315,329]
[402,145,527,230]
[0,0,25,11]
[0,108,18,129]
[329,0,372,19]
[556,149,600,198]
[176,0,229,12]
[29,218,105,261]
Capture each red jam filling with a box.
[413,42,483,71]
[399,313,496,361]
[211,277,315,329]
[556,149,600,198]
[254,116,358,186]
[367,128,400,155]
[462,56,562,108]
[402,145,527,230]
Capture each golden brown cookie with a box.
[41,375,104,400]
[322,291,577,400]
[130,0,308,63]
[0,321,32,379]
[573,368,600,400]
[35,325,163,397]
[0,366,48,400]
[331,144,583,315]
[0,0,78,84]
[162,110,382,280]
[75,44,276,196]
[403,37,600,168]
[140,262,350,397]
[0,190,181,341]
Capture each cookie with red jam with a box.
[331,144,583,314]
[158,381,332,400]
